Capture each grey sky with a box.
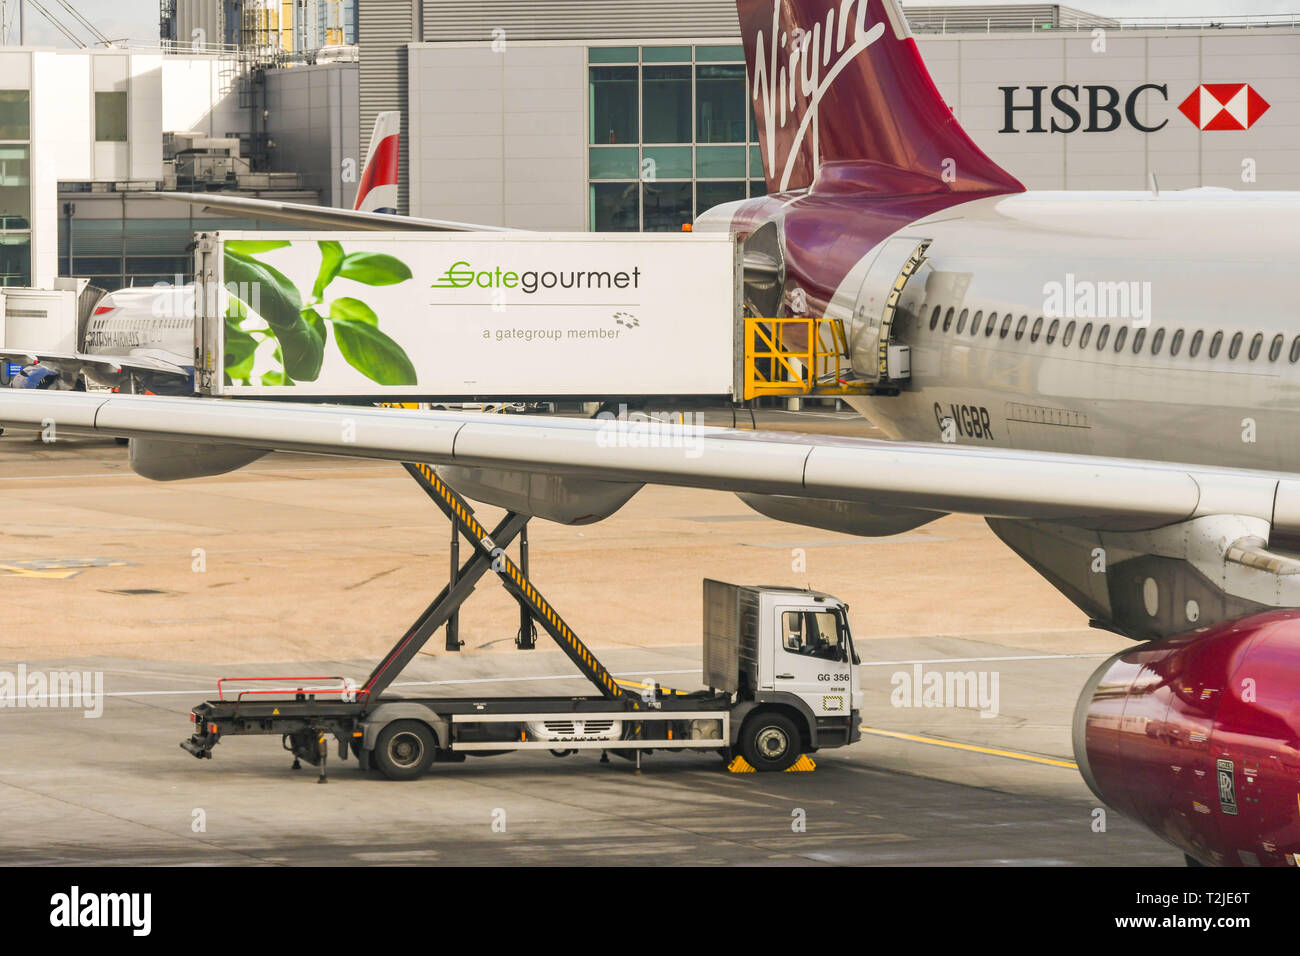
[1,1,1296,48]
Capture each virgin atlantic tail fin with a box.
[355,111,401,214]
[737,0,1023,195]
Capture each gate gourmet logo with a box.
[431,261,642,295]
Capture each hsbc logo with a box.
[1000,83,1269,133]
[1177,84,1270,130]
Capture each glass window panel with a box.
[697,145,746,178]
[696,181,746,217]
[0,145,29,229]
[749,145,765,178]
[589,67,637,145]
[590,182,639,232]
[589,147,639,180]
[696,64,746,143]
[642,181,692,232]
[0,91,29,140]
[64,218,125,255]
[643,46,691,62]
[641,146,691,180]
[95,91,128,143]
[749,180,767,197]
[0,234,29,287]
[589,47,637,64]
[72,256,123,276]
[695,44,744,62]
[642,65,691,143]
[128,256,190,276]
[780,610,844,661]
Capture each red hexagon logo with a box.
[1177,84,1270,130]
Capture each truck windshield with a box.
[781,610,845,662]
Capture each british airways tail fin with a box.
[355,111,401,214]
[738,0,1023,195]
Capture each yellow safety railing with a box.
[743,317,871,401]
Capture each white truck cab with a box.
[705,580,863,769]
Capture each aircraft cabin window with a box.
[970,310,982,336]
[1228,332,1243,360]
[1062,321,1075,347]
[1248,333,1262,361]
[1151,328,1165,355]
[943,307,955,332]
[1029,317,1043,342]
[781,610,845,662]
[929,306,940,331]
[1209,331,1223,358]
[1290,337,1300,363]
[1114,326,1128,352]
[956,308,968,334]
[1269,334,1284,362]
[1131,327,1146,353]
[1096,325,1110,350]
[1169,329,1183,356]
[1015,315,1028,341]
[1046,318,1059,344]
[1190,330,1204,357]
[999,314,1012,338]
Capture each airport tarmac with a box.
[0,417,1182,865]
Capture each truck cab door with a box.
[773,605,853,718]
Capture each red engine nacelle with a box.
[1074,609,1300,866]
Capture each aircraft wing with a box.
[0,390,1289,533]
[143,192,517,233]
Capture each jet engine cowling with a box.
[1073,609,1300,866]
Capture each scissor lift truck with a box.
[181,463,863,779]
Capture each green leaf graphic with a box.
[226,240,292,255]
[338,252,413,286]
[328,297,378,326]
[313,241,344,300]
[224,249,324,382]
[301,307,329,347]
[224,298,257,383]
[332,319,418,386]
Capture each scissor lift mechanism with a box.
[181,462,732,780]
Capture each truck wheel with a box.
[373,720,436,780]
[739,712,802,772]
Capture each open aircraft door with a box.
[848,237,930,391]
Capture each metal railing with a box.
[743,317,869,401]
[909,13,1300,34]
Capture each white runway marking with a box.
[5,654,1110,704]
[857,652,1111,667]
[13,668,705,702]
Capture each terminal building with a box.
[357,0,1300,228]
[0,2,1295,292]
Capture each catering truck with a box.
[189,229,896,406]
[191,231,744,402]
[181,463,862,779]
[185,577,862,779]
